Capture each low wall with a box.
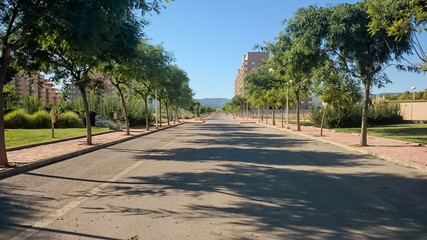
[389,101,427,121]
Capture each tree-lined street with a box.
[1,114,426,239]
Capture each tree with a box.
[367,0,426,71]
[223,95,247,117]
[3,84,19,111]
[99,59,136,135]
[0,1,46,167]
[132,40,172,130]
[0,0,164,167]
[244,67,278,124]
[264,22,321,130]
[325,3,411,146]
[312,60,362,136]
[290,3,412,146]
[161,65,192,125]
[38,1,154,145]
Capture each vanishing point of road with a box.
[1,114,426,239]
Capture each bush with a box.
[368,102,403,125]
[311,102,403,128]
[23,94,45,114]
[5,109,31,128]
[30,110,51,128]
[56,111,84,128]
[311,106,360,128]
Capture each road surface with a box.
[1,114,426,239]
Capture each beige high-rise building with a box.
[234,52,269,96]
[9,73,60,104]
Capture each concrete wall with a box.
[398,101,427,121]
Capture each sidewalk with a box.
[239,118,427,171]
[0,121,187,179]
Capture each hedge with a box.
[5,109,83,128]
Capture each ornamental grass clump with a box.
[55,111,84,128]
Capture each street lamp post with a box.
[411,86,416,121]
[286,80,292,129]
[411,86,416,101]
[155,90,158,129]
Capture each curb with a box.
[0,123,185,180]
[256,122,427,171]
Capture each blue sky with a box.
[145,0,426,99]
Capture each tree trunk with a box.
[143,95,149,131]
[0,46,11,167]
[265,108,268,124]
[360,80,371,146]
[117,88,130,135]
[272,107,276,125]
[79,87,92,145]
[165,101,170,125]
[175,109,179,123]
[296,91,301,131]
[320,103,328,137]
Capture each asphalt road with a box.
[1,114,426,239]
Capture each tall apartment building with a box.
[9,73,60,104]
[234,52,269,96]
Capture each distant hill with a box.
[197,98,231,109]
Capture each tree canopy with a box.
[0,0,168,167]
[367,0,427,72]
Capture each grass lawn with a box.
[5,127,111,148]
[334,124,427,145]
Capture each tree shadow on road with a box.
[111,163,427,239]
[2,121,426,239]
[103,122,427,238]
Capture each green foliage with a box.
[131,40,173,129]
[3,84,19,112]
[281,1,412,145]
[4,109,31,129]
[223,95,248,115]
[311,101,403,128]
[127,99,154,127]
[199,105,216,115]
[367,0,426,39]
[31,110,51,128]
[23,94,45,114]
[384,88,427,100]
[65,94,153,127]
[244,67,279,109]
[55,111,84,128]
[397,91,413,100]
[367,0,426,72]
[312,60,362,109]
[5,109,51,128]
[163,65,194,112]
[311,106,359,128]
[369,101,403,125]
